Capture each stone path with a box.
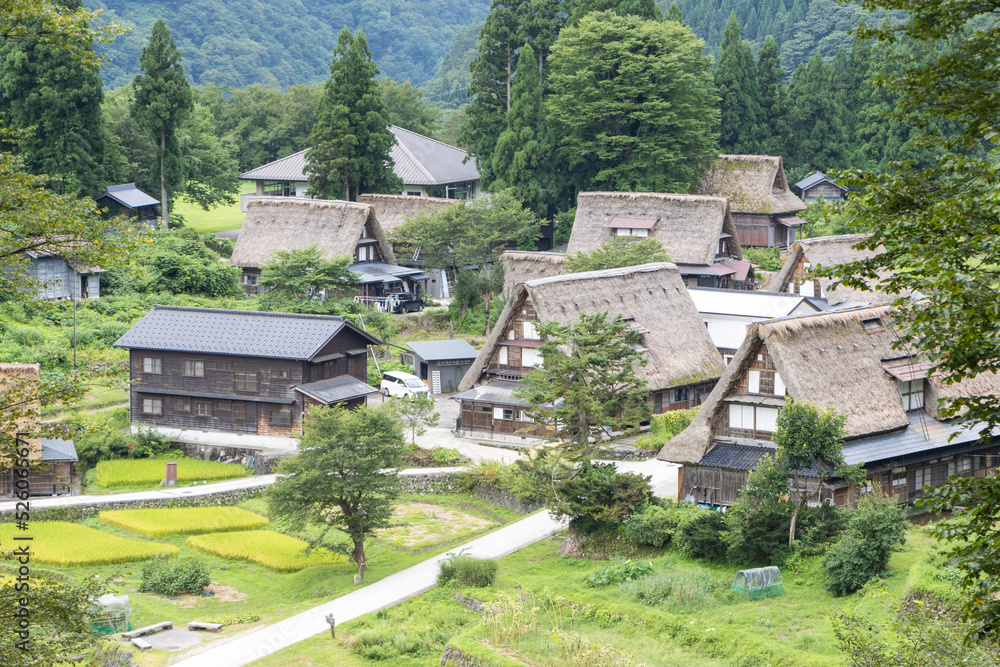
[171,510,565,667]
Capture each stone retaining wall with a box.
[440,645,486,666]
[398,471,471,495]
[471,483,545,515]
[174,442,286,475]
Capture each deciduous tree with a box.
[257,245,358,312]
[266,405,406,567]
[383,395,440,445]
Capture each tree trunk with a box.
[506,43,512,112]
[789,473,818,548]
[159,132,168,231]
[353,539,365,571]
[353,181,359,202]
[483,293,491,337]
[344,176,350,202]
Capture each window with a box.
[183,360,205,377]
[523,321,539,339]
[773,372,786,397]
[671,386,689,404]
[142,357,162,374]
[174,397,191,413]
[728,404,779,432]
[498,346,508,365]
[272,370,290,379]
[522,348,543,368]
[196,402,213,417]
[862,318,882,332]
[270,410,291,426]
[519,411,534,423]
[142,398,162,415]
[493,407,514,420]
[232,403,246,421]
[262,180,294,197]
[748,370,761,393]
[206,360,232,371]
[233,372,258,392]
[406,190,422,196]
[892,468,907,487]
[614,227,648,238]
[215,400,231,412]
[897,379,925,411]
[959,457,971,473]
[244,274,258,286]
[914,467,928,489]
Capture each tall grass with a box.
[187,530,348,571]
[100,506,267,536]
[0,522,177,566]
[438,552,498,587]
[95,457,249,488]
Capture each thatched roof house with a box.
[453,263,724,437]
[565,192,753,289]
[766,234,903,306]
[695,155,807,248]
[499,251,567,296]
[658,305,1000,507]
[356,193,457,235]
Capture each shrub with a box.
[726,501,845,566]
[553,461,651,534]
[187,530,347,571]
[438,552,497,587]
[674,510,728,561]
[825,492,906,596]
[623,500,697,549]
[0,522,177,566]
[643,408,698,448]
[582,559,654,588]
[139,555,211,596]
[100,506,268,536]
[742,247,783,272]
[431,447,461,465]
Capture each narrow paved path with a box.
[172,510,565,667]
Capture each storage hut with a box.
[404,340,479,395]
[794,173,847,203]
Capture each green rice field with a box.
[0,522,177,566]
[100,506,268,536]
[95,457,250,488]
[187,530,348,572]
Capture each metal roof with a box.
[294,376,379,404]
[794,172,846,191]
[349,262,424,284]
[405,340,478,362]
[688,288,815,319]
[114,306,379,360]
[238,127,480,187]
[451,381,529,406]
[99,183,160,208]
[41,438,78,462]
[842,412,999,465]
[608,216,657,229]
[881,357,934,382]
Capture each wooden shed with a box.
[404,340,479,395]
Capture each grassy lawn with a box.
[40,384,128,419]
[174,181,253,234]
[256,525,947,666]
[0,493,524,666]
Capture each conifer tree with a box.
[785,52,850,171]
[306,28,400,201]
[757,35,787,155]
[490,44,557,217]
[567,0,662,25]
[132,19,193,229]
[665,1,684,23]
[715,13,764,154]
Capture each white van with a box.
[380,371,430,398]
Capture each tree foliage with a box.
[824,491,906,596]
[549,460,651,534]
[257,246,358,311]
[714,13,763,155]
[546,11,719,194]
[565,237,669,273]
[517,311,650,458]
[378,77,442,137]
[0,0,123,68]
[266,405,406,566]
[383,395,440,445]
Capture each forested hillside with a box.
[92,0,489,89]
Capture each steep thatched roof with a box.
[695,155,806,216]
[500,251,567,296]
[657,305,1000,464]
[459,263,724,394]
[766,234,903,305]
[231,197,394,269]
[356,193,457,235]
[566,192,741,265]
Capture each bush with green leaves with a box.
[742,247,783,272]
[437,552,497,587]
[431,447,461,465]
[674,510,728,561]
[625,568,733,609]
[139,555,211,596]
[623,499,698,549]
[552,461,652,534]
[824,492,907,596]
[725,500,844,566]
[582,559,654,588]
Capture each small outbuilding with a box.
[794,172,847,203]
[96,183,160,226]
[404,340,479,395]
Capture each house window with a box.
[497,346,508,365]
[206,360,232,371]
[522,348,543,368]
[518,410,534,423]
[862,318,882,333]
[748,370,761,394]
[232,403,246,421]
[142,398,162,415]
[174,397,191,413]
[406,190,422,196]
[671,386,689,404]
[523,321,539,339]
[892,468,907,487]
[142,357,162,374]
[493,407,514,420]
[773,372,786,397]
[728,404,779,432]
[233,372,258,392]
[196,402,213,417]
[959,457,971,473]
[183,360,205,378]
[270,410,291,426]
[897,379,925,411]
[273,370,290,379]
[215,400,231,412]
[244,274,258,286]
[262,180,294,197]
[614,227,648,238]
[914,467,928,489]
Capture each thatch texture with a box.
[231,197,395,269]
[500,251,567,296]
[458,263,724,394]
[695,155,806,215]
[566,192,741,265]
[356,193,457,235]
[766,234,902,305]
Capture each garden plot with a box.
[187,530,348,571]
[101,507,268,536]
[0,522,177,566]
[377,502,494,548]
[95,457,249,488]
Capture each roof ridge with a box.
[526,262,676,287]
[238,149,308,179]
[152,305,346,322]
[391,125,469,154]
[579,191,728,205]
[391,131,435,182]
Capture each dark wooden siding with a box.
[458,400,552,438]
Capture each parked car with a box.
[387,292,423,314]
[380,371,430,398]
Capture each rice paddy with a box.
[95,457,249,488]
[0,522,177,566]
[100,506,268,536]
[187,530,348,572]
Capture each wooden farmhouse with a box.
[96,183,160,226]
[657,305,1000,508]
[114,306,381,438]
[794,172,847,203]
[767,234,904,305]
[237,125,480,212]
[230,197,430,299]
[566,192,756,290]
[453,263,725,437]
[695,155,807,248]
[26,245,103,300]
[499,250,567,298]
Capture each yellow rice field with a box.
[95,458,249,488]
[0,522,177,566]
[100,506,268,536]
[187,530,348,571]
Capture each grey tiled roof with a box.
[41,438,78,462]
[100,183,159,208]
[842,411,999,465]
[699,441,775,470]
[451,381,528,406]
[114,306,377,360]
[295,376,379,404]
[794,172,844,191]
[406,340,478,362]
